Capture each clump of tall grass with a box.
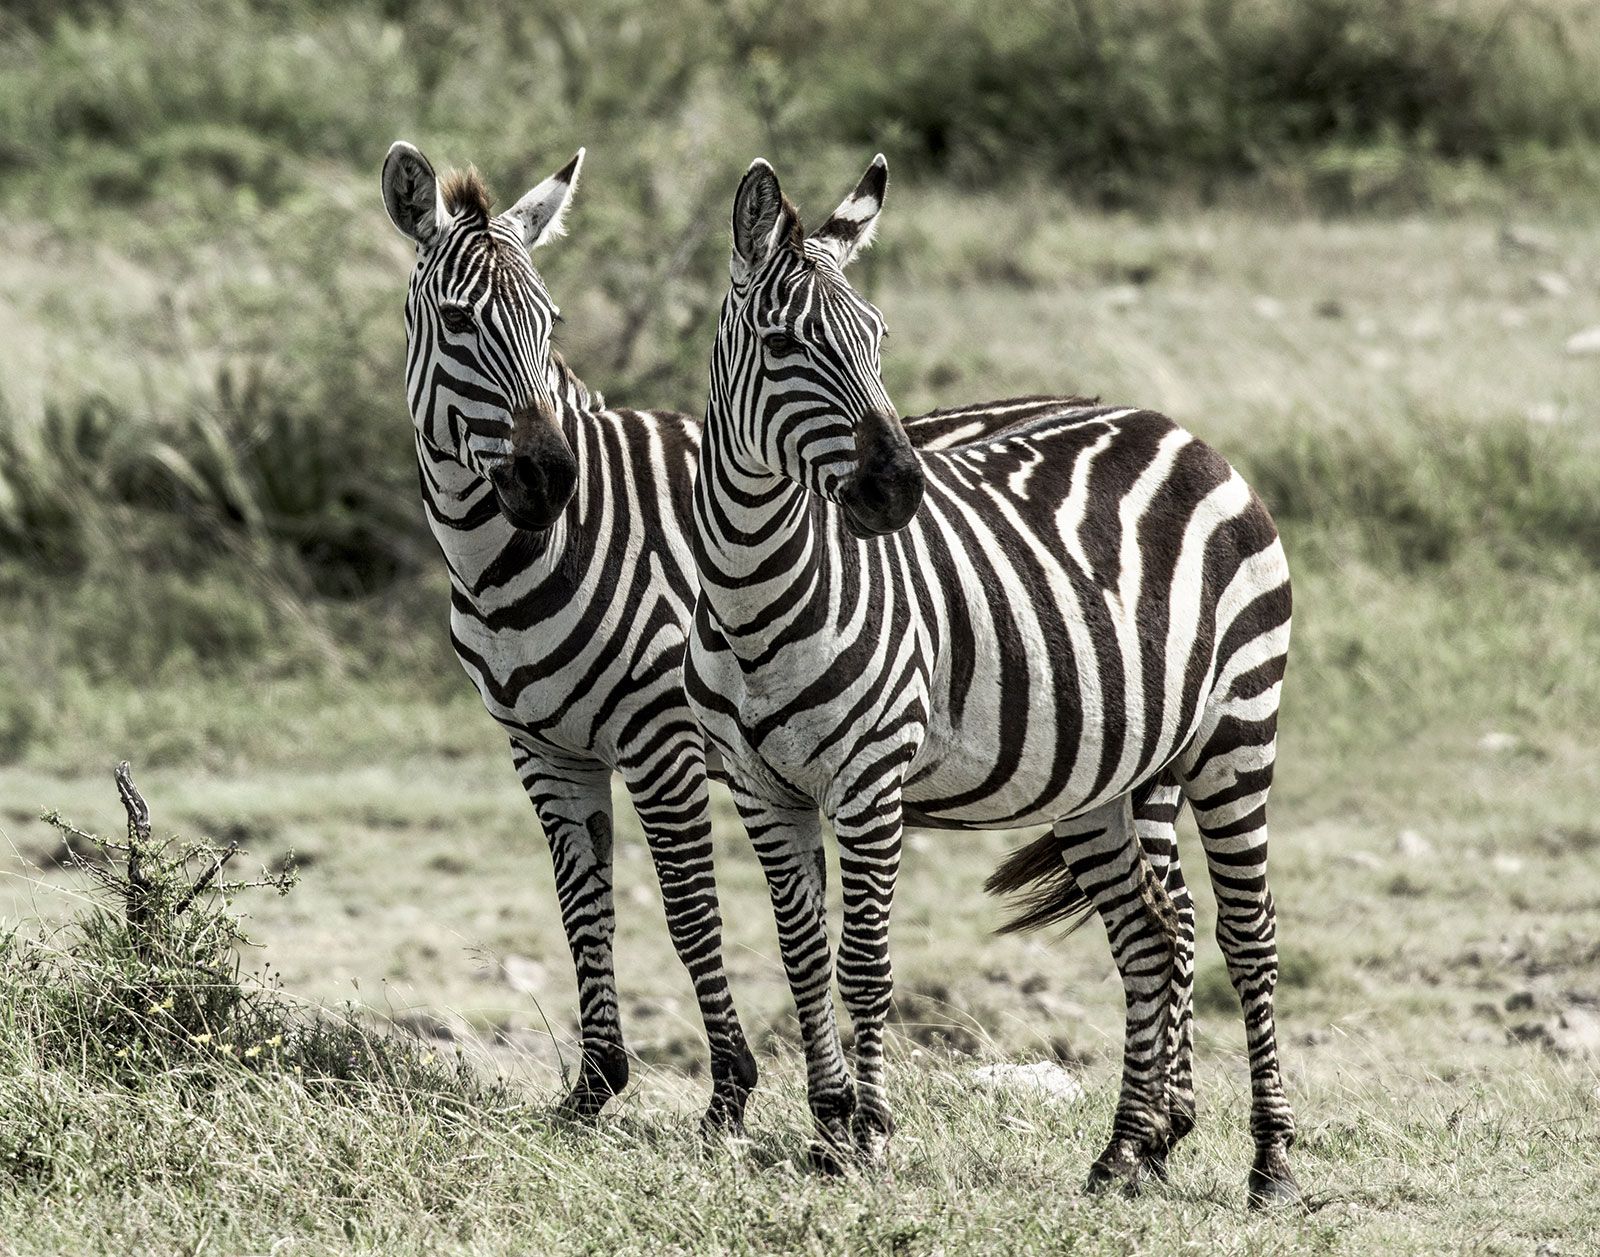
[0,763,503,1191]
[822,0,1600,201]
[1243,419,1600,571]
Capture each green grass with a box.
[4,1,1600,1248]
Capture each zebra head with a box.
[381,141,584,532]
[719,156,924,539]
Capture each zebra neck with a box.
[414,429,575,601]
[694,404,828,654]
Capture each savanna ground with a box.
[3,0,1600,1252]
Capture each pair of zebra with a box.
[380,141,1299,1207]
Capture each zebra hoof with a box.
[1247,1148,1302,1210]
[806,1138,851,1177]
[554,1086,611,1122]
[1085,1139,1146,1197]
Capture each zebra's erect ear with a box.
[810,154,888,271]
[382,141,450,247]
[731,159,801,284]
[505,149,585,250]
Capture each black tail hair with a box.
[983,829,1097,935]
[984,781,1178,937]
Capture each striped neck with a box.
[418,353,593,599]
[694,356,828,654]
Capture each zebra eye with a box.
[440,306,474,334]
[764,332,801,357]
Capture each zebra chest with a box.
[448,603,628,759]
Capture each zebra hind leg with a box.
[1131,773,1197,1179]
[1179,720,1300,1209]
[994,795,1179,1195]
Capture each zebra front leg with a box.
[832,790,905,1168]
[730,783,855,1172]
[513,745,629,1118]
[621,755,757,1136]
[1132,774,1197,1178]
[1056,796,1179,1197]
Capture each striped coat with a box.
[686,156,1300,1206]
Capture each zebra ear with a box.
[383,141,450,247]
[731,159,801,284]
[506,149,585,250]
[810,154,888,270]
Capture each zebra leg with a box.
[831,792,904,1168]
[619,754,757,1136]
[730,782,855,1172]
[1057,795,1179,1197]
[512,744,630,1118]
[1132,774,1197,1179]
[1179,725,1300,1208]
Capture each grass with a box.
[3,1,1600,1248]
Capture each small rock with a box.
[1552,1008,1600,1058]
[1506,990,1538,1012]
[1251,295,1284,321]
[1314,298,1345,319]
[1564,326,1600,356]
[1492,854,1526,876]
[1018,974,1049,996]
[1479,731,1519,754]
[970,1061,1086,1107]
[908,832,934,855]
[1525,402,1561,425]
[426,853,471,875]
[1103,284,1142,309]
[1395,830,1435,858]
[1498,308,1529,329]
[1533,272,1572,298]
[500,954,549,995]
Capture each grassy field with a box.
[3,186,1600,1252]
[3,0,1600,1250]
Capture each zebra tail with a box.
[983,832,1097,936]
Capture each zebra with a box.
[375,141,1038,1132]
[377,140,763,1129]
[684,155,1300,1207]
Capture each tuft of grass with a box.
[2,765,496,1106]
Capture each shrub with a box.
[0,763,498,1140]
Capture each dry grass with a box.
[2,194,1599,1251]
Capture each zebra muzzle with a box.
[839,409,924,539]
[489,417,579,532]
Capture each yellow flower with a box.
[244,1045,261,1059]
[267,1034,283,1048]
[115,1047,130,1059]
[146,1003,164,1016]
[422,1053,436,1066]
[191,1032,212,1045]
[162,997,175,1010]
[219,1043,235,1055]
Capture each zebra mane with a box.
[550,349,600,413]
[440,167,494,221]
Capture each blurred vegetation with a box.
[1,0,1598,747]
